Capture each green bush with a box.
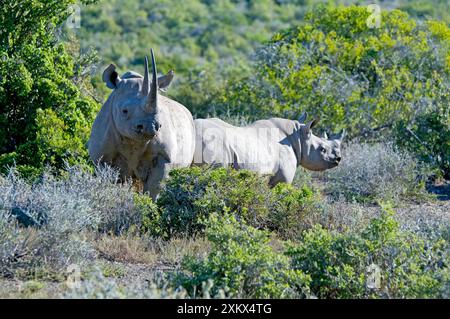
[76,0,316,116]
[0,1,99,175]
[286,204,449,298]
[223,6,450,140]
[152,166,320,239]
[154,167,273,238]
[79,1,450,117]
[174,213,311,298]
[134,193,160,235]
[395,104,450,178]
[268,182,322,239]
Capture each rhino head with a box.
[102,49,174,141]
[296,112,345,171]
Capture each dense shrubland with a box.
[0,163,448,298]
[149,166,320,239]
[1,1,448,177]
[0,165,141,279]
[0,0,449,299]
[223,5,449,176]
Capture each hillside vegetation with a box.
[77,0,450,117]
[0,0,449,299]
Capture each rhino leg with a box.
[269,149,297,187]
[143,156,170,200]
[269,167,296,187]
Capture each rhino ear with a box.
[102,64,121,89]
[298,112,308,123]
[305,118,319,134]
[158,70,175,92]
[337,129,346,142]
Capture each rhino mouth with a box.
[133,130,157,139]
[330,160,340,167]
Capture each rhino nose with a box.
[135,124,144,132]
[336,156,342,162]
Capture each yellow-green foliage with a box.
[151,166,273,237]
[225,6,449,136]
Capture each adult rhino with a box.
[193,113,344,186]
[88,50,195,199]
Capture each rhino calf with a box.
[88,50,195,199]
[193,113,344,186]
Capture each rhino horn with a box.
[142,49,159,113]
[142,56,150,96]
[322,131,328,139]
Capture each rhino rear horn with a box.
[150,49,158,107]
[142,56,151,96]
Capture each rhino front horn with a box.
[144,49,159,113]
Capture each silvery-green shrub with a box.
[324,143,430,201]
[0,164,146,278]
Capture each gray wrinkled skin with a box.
[88,51,195,199]
[193,113,344,186]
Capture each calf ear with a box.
[102,64,121,89]
[337,129,346,142]
[298,112,308,123]
[158,70,175,92]
[305,118,319,134]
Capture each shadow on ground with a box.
[427,180,450,201]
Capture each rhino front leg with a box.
[143,156,170,200]
[269,166,296,187]
[269,148,297,187]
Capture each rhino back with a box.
[193,118,292,175]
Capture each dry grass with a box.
[93,232,210,268]
[94,233,158,265]
[158,237,211,266]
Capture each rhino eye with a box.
[122,109,128,115]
